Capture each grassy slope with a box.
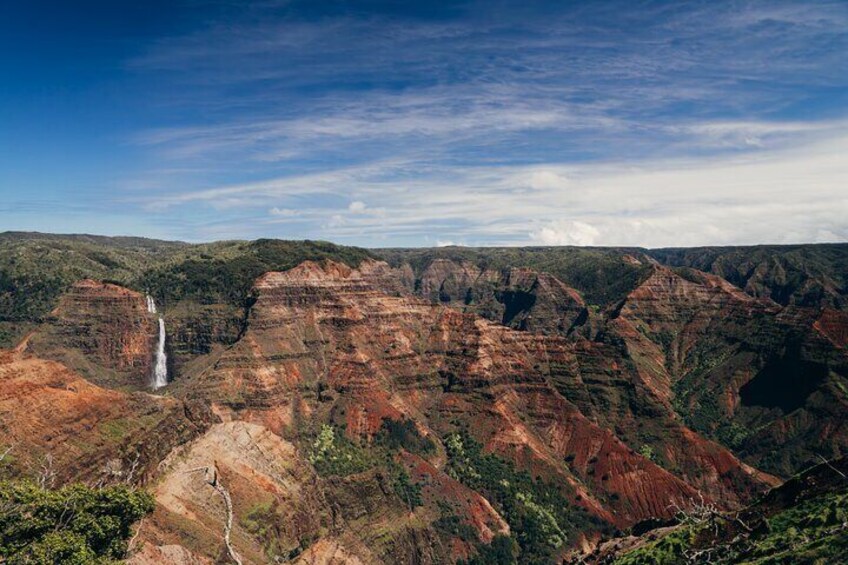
[0,232,373,347]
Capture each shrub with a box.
[444,431,611,564]
[376,417,436,455]
[0,479,154,564]
[308,425,375,476]
[390,467,422,510]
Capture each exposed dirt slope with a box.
[0,348,207,484]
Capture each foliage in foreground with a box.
[612,490,848,564]
[0,479,154,564]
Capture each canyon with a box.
[0,233,846,563]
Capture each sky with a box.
[0,0,846,247]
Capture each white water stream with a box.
[146,295,168,389]
[146,295,157,314]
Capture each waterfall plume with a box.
[153,317,168,389]
[147,295,168,389]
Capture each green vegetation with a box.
[612,527,694,565]
[740,490,848,564]
[460,534,520,565]
[375,417,436,456]
[98,419,132,442]
[434,504,519,564]
[612,490,848,564]
[240,501,278,556]
[444,431,611,564]
[0,478,154,564]
[0,233,372,347]
[649,244,848,310]
[138,239,373,309]
[308,424,377,476]
[307,424,425,511]
[0,233,185,325]
[433,505,479,543]
[390,466,422,511]
[241,500,316,562]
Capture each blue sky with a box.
[1,0,846,246]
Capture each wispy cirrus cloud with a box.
[138,130,848,247]
[113,0,848,245]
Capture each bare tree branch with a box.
[128,517,145,555]
[817,455,846,479]
[37,454,56,489]
[187,463,243,565]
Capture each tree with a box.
[0,479,154,564]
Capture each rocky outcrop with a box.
[409,258,589,335]
[8,254,846,563]
[576,456,848,564]
[815,308,848,349]
[178,260,769,536]
[5,235,848,563]
[138,421,466,564]
[139,422,335,565]
[610,264,848,477]
[165,300,246,374]
[375,255,848,481]
[647,245,848,311]
[24,279,159,388]
[128,545,213,565]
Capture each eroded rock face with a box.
[179,260,767,533]
[647,246,848,311]
[140,422,334,565]
[576,456,848,564]
[9,258,846,564]
[25,279,159,387]
[165,300,246,375]
[139,421,476,564]
[815,308,848,349]
[127,544,213,565]
[610,264,848,477]
[412,259,589,335]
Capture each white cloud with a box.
[348,201,367,213]
[269,207,299,217]
[326,214,345,228]
[144,129,848,247]
[530,221,600,246]
[526,170,571,191]
[120,2,848,247]
[672,120,843,149]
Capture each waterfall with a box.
[153,317,168,389]
[147,295,168,389]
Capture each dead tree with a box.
[185,463,243,565]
